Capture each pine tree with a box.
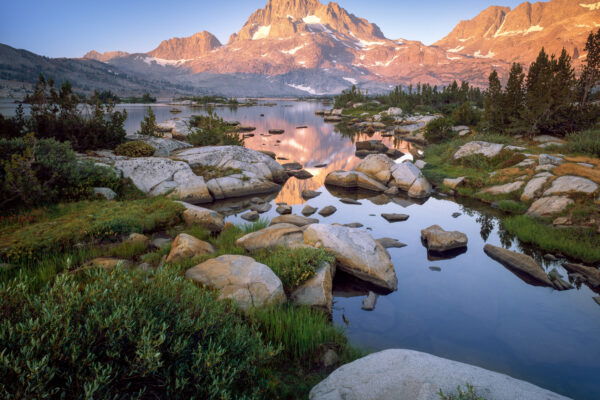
[484,70,504,132]
[503,63,525,131]
[580,29,600,105]
[520,48,554,137]
[138,107,158,137]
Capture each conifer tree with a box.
[138,107,158,137]
[580,29,600,105]
[520,48,554,136]
[484,70,504,132]
[503,63,525,131]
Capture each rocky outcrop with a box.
[148,31,222,60]
[526,196,574,217]
[421,225,468,252]
[206,173,281,199]
[175,146,288,183]
[236,223,304,251]
[453,141,504,160]
[125,133,192,156]
[481,181,524,195]
[310,349,570,400]
[543,176,598,196]
[185,255,286,310]
[291,261,335,312]
[304,224,397,290]
[166,233,215,263]
[115,158,213,204]
[484,244,553,287]
[176,201,225,232]
[520,176,550,202]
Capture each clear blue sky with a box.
[1,0,531,58]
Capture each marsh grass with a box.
[493,200,528,214]
[502,215,600,263]
[565,128,600,157]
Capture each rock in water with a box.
[309,349,570,400]
[381,213,409,223]
[241,211,259,221]
[271,214,319,227]
[340,198,362,205]
[376,238,407,249]
[325,170,388,192]
[319,206,337,217]
[185,255,286,311]
[304,224,397,290]
[421,225,468,252]
[354,154,395,184]
[276,205,292,215]
[302,205,318,216]
[484,244,553,287]
[361,291,378,311]
[302,189,322,199]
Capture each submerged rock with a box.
[302,205,318,216]
[309,349,570,400]
[276,205,292,215]
[302,189,322,199]
[381,213,409,223]
[376,238,407,249]
[304,224,397,290]
[484,244,553,287]
[241,211,259,221]
[361,291,378,311]
[185,255,286,310]
[421,225,468,252]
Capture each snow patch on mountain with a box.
[343,77,358,84]
[448,46,465,53]
[287,83,321,95]
[474,50,495,59]
[580,2,600,10]
[303,15,322,24]
[252,25,271,40]
[281,45,305,55]
[494,25,544,37]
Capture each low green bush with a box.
[0,134,121,209]
[439,384,487,400]
[451,102,482,126]
[0,267,275,399]
[254,247,335,293]
[424,117,456,144]
[114,140,155,157]
[187,111,244,147]
[0,198,183,264]
[565,128,600,157]
[191,164,242,180]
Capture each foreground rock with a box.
[124,133,192,156]
[206,173,281,200]
[421,225,468,252]
[236,223,304,251]
[543,176,598,196]
[304,224,397,290]
[177,201,225,232]
[309,349,569,400]
[390,162,433,198]
[355,154,395,184]
[185,255,286,310]
[115,158,213,204]
[484,245,553,287]
[291,262,335,312]
[166,233,215,263]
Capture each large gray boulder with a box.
[185,255,286,310]
[310,349,570,400]
[543,176,598,196]
[453,141,505,160]
[527,196,574,217]
[114,158,212,204]
[481,181,524,195]
[391,162,433,198]
[484,244,553,287]
[521,176,550,202]
[304,224,397,290]
[176,201,225,232]
[206,173,280,199]
[175,146,287,183]
[325,170,388,192]
[355,154,395,184]
[236,223,305,251]
[291,261,335,312]
[421,225,468,252]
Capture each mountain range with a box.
[1,0,598,97]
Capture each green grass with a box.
[241,218,270,234]
[439,384,487,400]
[502,215,600,263]
[565,128,600,157]
[254,247,334,293]
[0,198,183,265]
[494,200,528,214]
[191,164,243,180]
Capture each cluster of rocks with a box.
[355,140,403,159]
[325,154,433,199]
[84,146,288,204]
[450,141,599,218]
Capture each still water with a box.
[2,100,599,399]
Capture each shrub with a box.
[451,102,482,126]
[439,384,487,400]
[253,247,335,293]
[424,117,456,143]
[0,198,183,264]
[0,267,274,399]
[191,164,242,180]
[114,140,156,157]
[137,106,159,136]
[565,128,600,157]
[0,134,121,209]
[187,109,244,147]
